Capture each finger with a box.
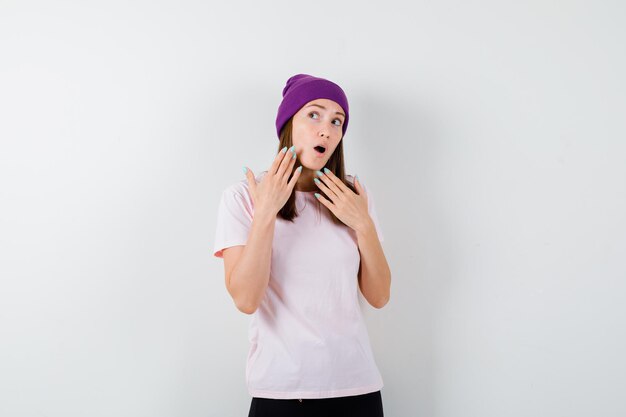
[277,145,296,178]
[244,166,256,195]
[354,175,367,198]
[269,146,289,176]
[314,191,335,212]
[315,170,342,201]
[321,168,350,195]
[287,165,303,190]
[353,174,363,195]
[282,150,297,183]
[313,176,337,203]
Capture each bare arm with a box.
[223,208,276,314]
[356,218,391,309]
[309,169,391,309]
[223,146,301,314]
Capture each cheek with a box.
[292,120,313,141]
[291,124,303,141]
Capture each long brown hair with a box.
[276,117,357,225]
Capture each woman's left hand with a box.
[314,169,372,233]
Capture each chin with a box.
[302,156,326,169]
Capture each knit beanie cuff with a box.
[275,74,350,139]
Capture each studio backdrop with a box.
[1,1,625,416]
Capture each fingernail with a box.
[323,168,331,175]
[355,174,359,183]
[289,145,295,154]
[314,193,321,199]
[314,178,321,185]
[243,166,247,174]
[281,146,287,153]
[315,170,324,177]
[296,166,303,173]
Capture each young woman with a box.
[213,74,391,417]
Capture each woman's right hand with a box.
[244,146,302,216]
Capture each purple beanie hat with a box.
[275,74,349,139]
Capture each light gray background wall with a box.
[1,1,625,416]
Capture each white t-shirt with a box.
[213,171,385,399]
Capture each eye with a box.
[308,111,319,119]
[333,118,343,127]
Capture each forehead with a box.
[301,98,345,114]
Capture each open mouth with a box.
[314,145,326,154]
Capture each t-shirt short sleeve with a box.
[213,183,254,258]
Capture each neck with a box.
[295,168,317,191]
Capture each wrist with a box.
[355,216,376,237]
[253,207,277,223]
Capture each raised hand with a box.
[243,146,302,216]
[313,169,372,233]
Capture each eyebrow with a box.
[305,104,346,118]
